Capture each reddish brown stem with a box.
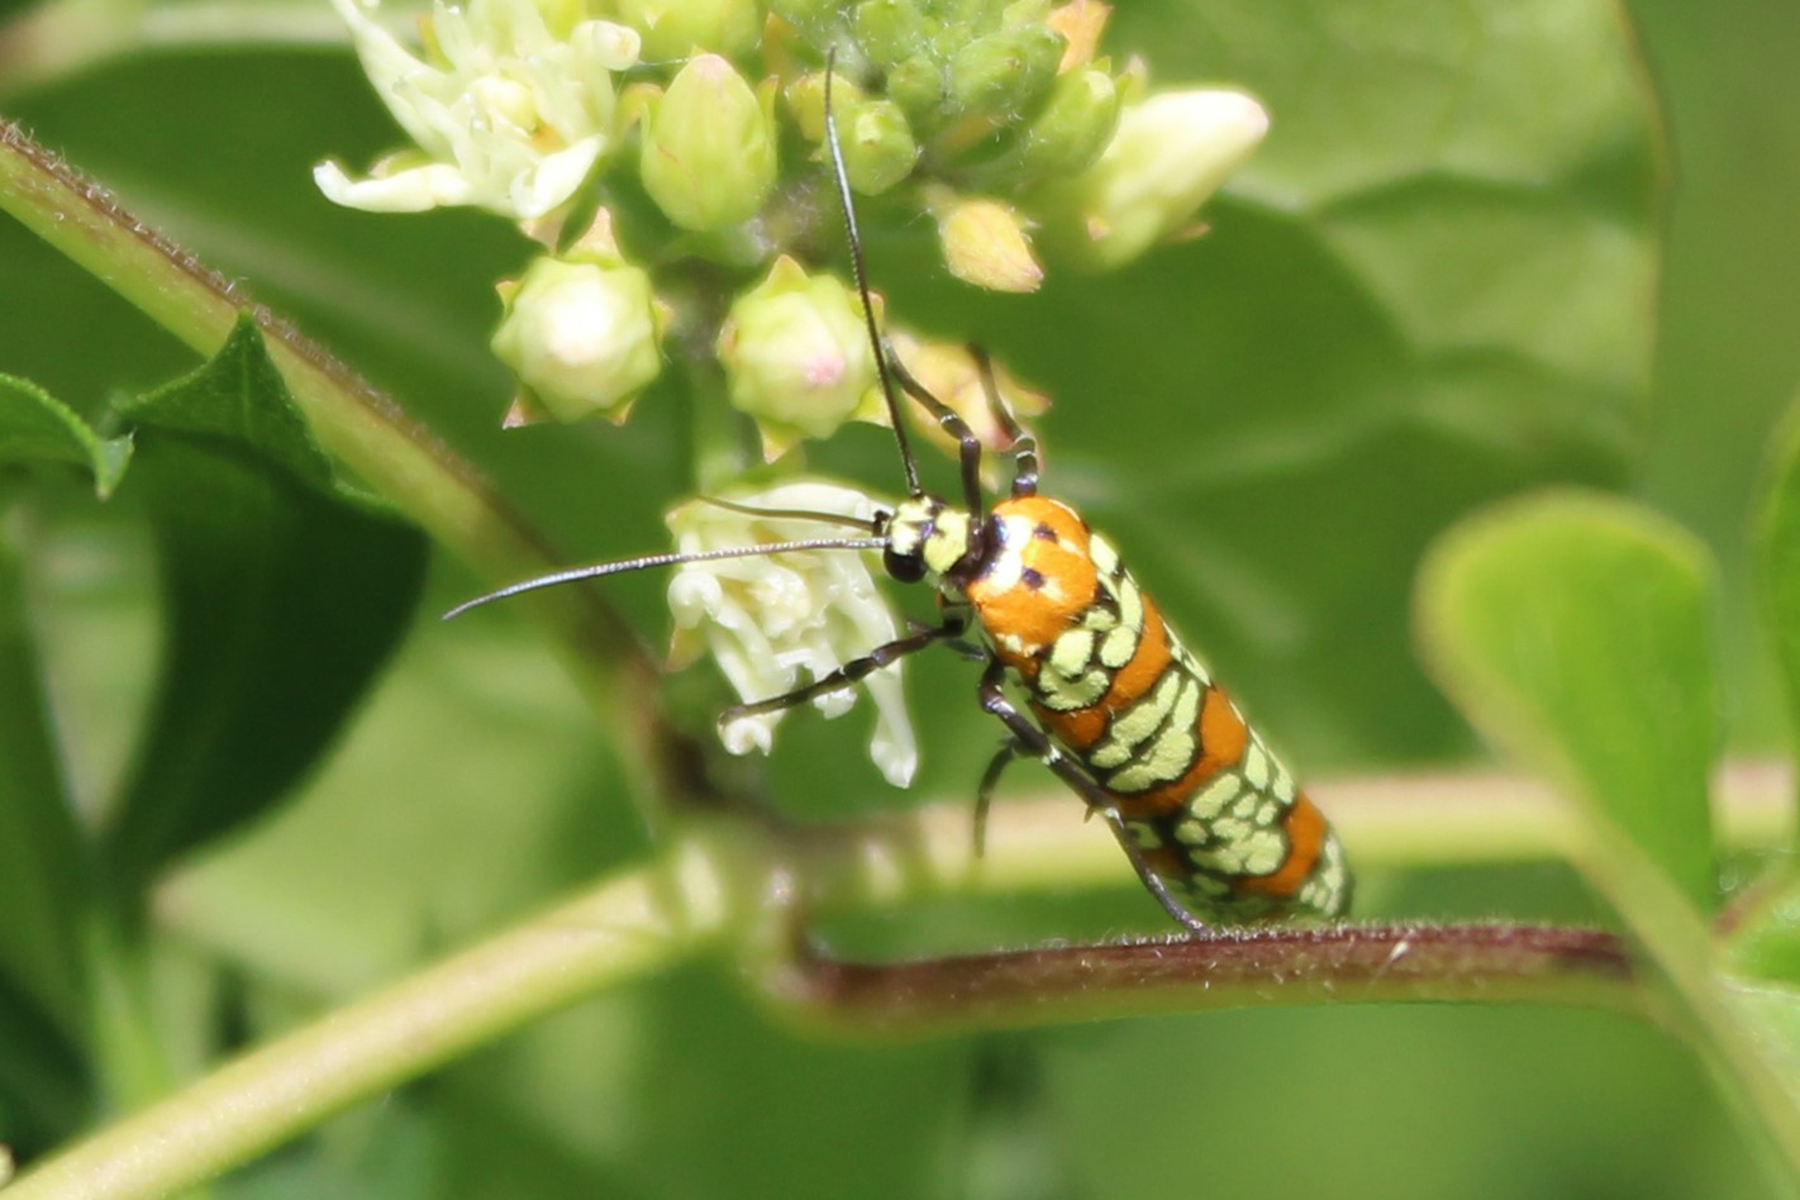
[760,922,1643,1037]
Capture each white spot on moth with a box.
[1082,604,1119,633]
[1115,576,1143,632]
[1242,743,1271,790]
[1167,637,1211,687]
[1241,829,1285,876]
[1048,628,1095,677]
[1099,623,1139,669]
[1191,774,1241,819]
[1089,535,1120,576]
[1038,666,1109,710]
[1091,672,1183,768]
[1108,722,1196,792]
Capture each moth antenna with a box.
[697,494,885,532]
[823,47,922,499]
[442,536,889,620]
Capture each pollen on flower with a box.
[665,480,919,787]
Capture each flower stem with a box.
[5,854,732,1200]
[5,781,1680,1200]
[756,923,1643,1038]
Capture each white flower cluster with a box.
[314,0,639,219]
[665,481,918,787]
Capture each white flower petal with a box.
[312,159,477,211]
[318,0,636,220]
[571,20,643,73]
[666,480,919,783]
[508,139,607,219]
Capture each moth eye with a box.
[884,546,926,583]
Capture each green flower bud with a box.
[717,255,879,458]
[1032,88,1269,271]
[839,99,920,194]
[491,246,664,424]
[640,54,778,232]
[853,0,935,67]
[611,0,760,59]
[1015,66,1118,176]
[783,70,864,143]
[947,26,1064,120]
[929,188,1043,292]
[885,54,945,122]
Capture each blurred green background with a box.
[2,0,1798,1195]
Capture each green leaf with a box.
[0,373,131,496]
[98,319,428,893]
[0,533,89,1038]
[1414,490,1718,912]
[114,321,331,492]
[1415,493,1800,1177]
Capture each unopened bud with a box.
[1034,88,1269,271]
[931,190,1043,292]
[885,54,945,121]
[490,250,664,423]
[717,256,879,458]
[640,54,778,232]
[854,0,935,67]
[1015,67,1117,177]
[948,26,1064,120]
[839,99,920,195]
[784,70,865,143]
[611,0,759,58]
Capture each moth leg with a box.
[722,615,965,721]
[968,343,1039,498]
[973,739,1029,858]
[974,661,1210,935]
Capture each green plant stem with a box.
[0,119,697,813]
[798,761,1792,914]
[6,773,1701,1200]
[5,852,732,1200]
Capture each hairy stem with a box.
[757,923,1642,1038]
[0,119,702,811]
